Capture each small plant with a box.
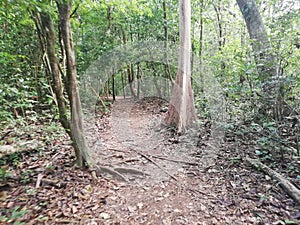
[26,188,37,195]
[0,206,28,225]
[20,169,33,183]
[0,167,11,182]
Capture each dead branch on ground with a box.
[246,157,300,204]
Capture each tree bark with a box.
[39,12,70,135]
[57,1,92,166]
[236,0,277,81]
[165,0,197,133]
[236,0,284,120]
[163,0,174,84]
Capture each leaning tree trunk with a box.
[57,1,92,166]
[38,12,70,135]
[236,0,283,120]
[236,0,277,80]
[165,0,197,134]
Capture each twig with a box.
[114,158,140,164]
[35,173,43,188]
[108,148,129,153]
[0,130,12,141]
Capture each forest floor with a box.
[0,96,299,225]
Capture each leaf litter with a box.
[0,96,299,224]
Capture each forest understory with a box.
[0,96,299,225]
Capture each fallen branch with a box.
[8,175,67,188]
[0,145,22,158]
[0,142,40,159]
[246,157,300,204]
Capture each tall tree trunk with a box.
[212,2,223,51]
[165,0,197,133]
[112,73,116,101]
[236,0,277,80]
[236,0,283,120]
[121,28,137,99]
[212,1,226,70]
[198,0,204,94]
[121,70,126,99]
[163,0,174,83]
[136,63,141,99]
[38,12,70,135]
[57,1,91,166]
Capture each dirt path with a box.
[1,97,299,224]
[93,97,299,224]
[97,97,206,182]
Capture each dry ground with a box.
[0,97,299,224]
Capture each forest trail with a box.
[91,97,299,224]
[96,96,215,183]
[94,96,228,224]
[1,97,299,225]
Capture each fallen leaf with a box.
[100,212,110,220]
[72,205,78,214]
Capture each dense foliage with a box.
[0,0,299,159]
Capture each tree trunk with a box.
[212,2,223,51]
[121,70,126,99]
[112,73,116,101]
[236,0,277,81]
[136,63,141,99]
[165,0,197,134]
[121,28,137,99]
[38,12,70,135]
[163,0,174,84]
[198,0,204,94]
[236,0,283,120]
[57,1,92,166]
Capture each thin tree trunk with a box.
[121,70,126,99]
[39,12,70,135]
[57,1,91,166]
[198,0,204,94]
[163,0,174,84]
[121,28,137,99]
[112,69,115,101]
[136,63,141,99]
[213,2,223,51]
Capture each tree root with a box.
[246,157,300,204]
[95,165,128,182]
[114,167,150,176]
[95,164,149,182]
[130,148,177,181]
